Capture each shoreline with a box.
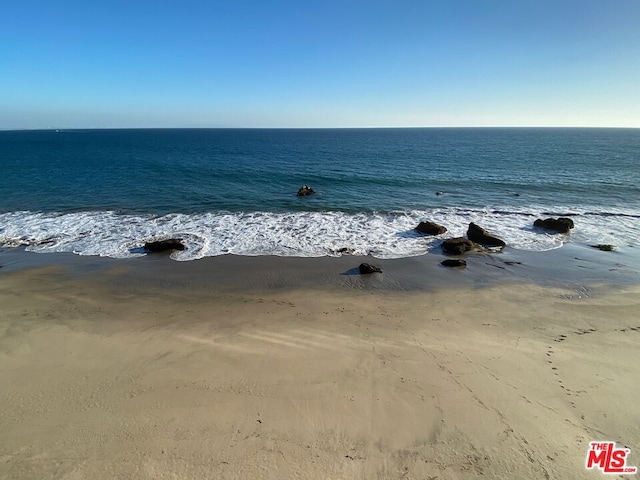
[1,240,639,294]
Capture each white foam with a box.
[0,208,638,261]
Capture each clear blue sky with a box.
[1,0,639,129]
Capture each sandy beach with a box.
[1,252,639,479]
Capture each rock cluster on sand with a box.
[534,217,575,234]
[296,185,315,196]
[144,239,185,253]
[439,223,506,256]
[415,221,447,236]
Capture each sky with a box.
[1,0,639,129]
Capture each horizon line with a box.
[2,125,639,132]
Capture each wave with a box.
[0,208,638,261]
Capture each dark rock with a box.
[534,217,575,234]
[441,259,467,268]
[34,237,56,246]
[415,221,447,236]
[335,247,355,255]
[441,237,476,255]
[359,263,382,274]
[557,217,575,228]
[591,244,615,251]
[144,239,185,253]
[297,185,315,196]
[467,223,506,248]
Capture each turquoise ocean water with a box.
[0,128,638,260]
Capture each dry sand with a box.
[1,266,639,479]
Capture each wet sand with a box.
[1,240,638,292]
[0,249,639,479]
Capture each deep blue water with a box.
[0,128,639,259]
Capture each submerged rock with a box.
[359,263,382,274]
[335,247,355,255]
[441,237,476,255]
[591,244,615,251]
[467,223,506,248]
[415,221,447,236]
[34,237,56,246]
[534,217,575,234]
[297,185,315,196]
[144,239,185,253]
[441,259,467,268]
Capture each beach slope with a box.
[1,267,639,479]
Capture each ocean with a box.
[0,128,638,260]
